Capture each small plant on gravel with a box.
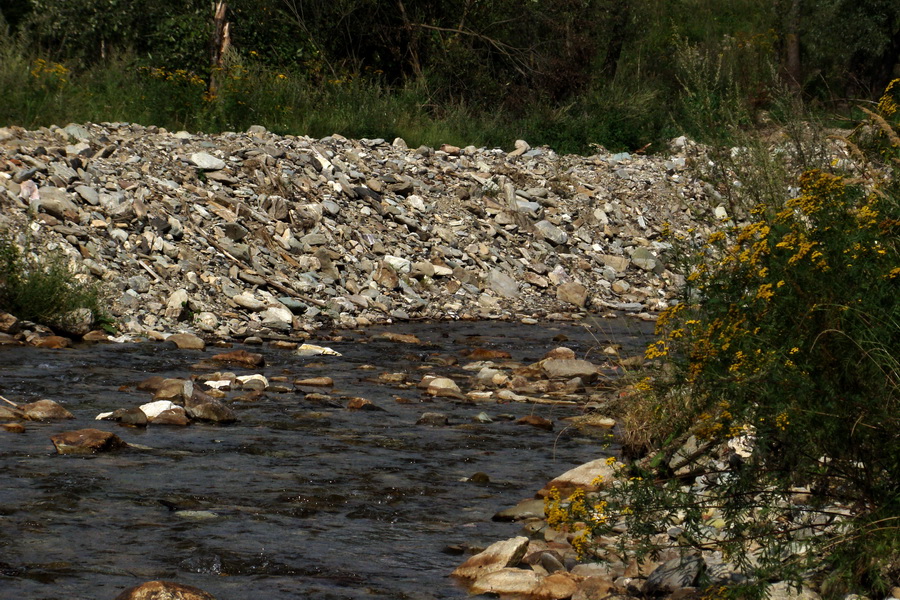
[0,231,108,333]
[548,85,900,598]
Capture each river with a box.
[0,317,653,599]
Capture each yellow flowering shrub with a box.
[585,84,900,598]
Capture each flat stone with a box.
[34,335,71,349]
[210,350,265,367]
[487,269,519,298]
[556,281,588,307]
[190,152,226,170]
[294,377,334,387]
[541,358,599,381]
[535,220,568,245]
[469,568,544,596]
[631,246,660,271]
[538,457,618,497]
[166,333,205,350]
[598,254,630,272]
[493,498,547,522]
[186,401,237,423]
[452,536,530,580]
[152,407,190,426]
[139,400,178,420]
[50,428,128,455]
[232,293,266,311]
[426,377,463,398]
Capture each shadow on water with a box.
[0,317,654,599]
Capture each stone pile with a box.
[0,122,720,340]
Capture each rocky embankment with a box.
[0,122,717,342]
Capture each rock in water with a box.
[114,580,217,600]
[50,428,128,454]
[166,333,205,350]
[452,536,530,581]
[19,399,75,421]
[210,350,265,367]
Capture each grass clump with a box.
[547,84,900,598]
[0,232,108,334]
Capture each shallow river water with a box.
[0,317,653,600]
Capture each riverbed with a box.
[0,317,653,599]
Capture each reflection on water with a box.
[0,318,653,599]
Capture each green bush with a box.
[549,85,900,597]
[0,233,107,333]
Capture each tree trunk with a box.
[601,2,631,80]
[208,1,231,99]
[784,0,802,94]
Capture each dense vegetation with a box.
[548,85,900,597]
[1,0,898,152]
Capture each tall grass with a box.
[0,31,676,154]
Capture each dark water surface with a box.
[0,318,653,600]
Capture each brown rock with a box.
[113,580,217,600]
[3,422,26,433]
[210,349,265,368]
[556,281,589,307]
[469,568,580,598]
[294,377,334,387]
[19,399,75,421]
[465,348,512,360]
[186,401,236,423]
[537,457,617,498]
[152,407,190,426]
[166,333,206,350]
[34,335,72,349]
[136,375,167,392]
[0,312,20,334]
[50,428,128,455]
[346,397,381,410]
[82,330,111,342]
[110,407,149,427]
[452,536,530,581]
[153,379,191,402]
[0,405,28,420]
[378,332,422,344]
[517,415,554,431]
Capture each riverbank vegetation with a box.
[1,1,899,153]
[551,84,900,597]
[0,232,107,332]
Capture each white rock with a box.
[139,400,178,420]
[296,344,342,357]
[190,152,226,170]
[383,255,411,273]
